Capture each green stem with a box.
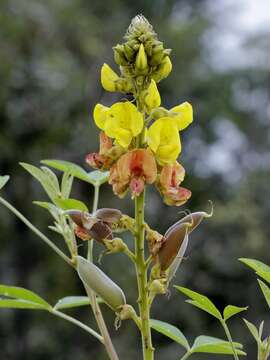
[51,309,103,342]
[87,184,99,261]
[0,196,73,267]
[86,185,119,360]
[179,351,192,360]
[221,320,239,360]
[135,190,154,360]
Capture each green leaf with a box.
[0,175,10,190]
[0,285,51,310]
[41,160,108,186]
[87,170,109,185]
[223,305,248,321]
[20,163,57,201]
[0,299,48,310]
[243,319,260,341]
[54,198,89,212]
[239,258,270,284]
[54,296,103,310]
[191,336,245,355]
[61,172,73,199]
[175,286,222,319]
[258,279,270,308]
[150,319,190,350]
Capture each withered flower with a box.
[85,132,124,170]
[109,149,157,198]
[156,161,191,206]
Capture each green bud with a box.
[77,256,126,311]
[113,45,128,66]
[149,279,167,295]
[115,78,133,93]
[152,56,172,83]
[123,43,135,61]
[135,43,148,73]
[104,237,128,253]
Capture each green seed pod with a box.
[77,256,126,311]
[158,222,190,271]
[94,208,122,224]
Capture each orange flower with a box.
[85,132,124,170]
[109,149,157,198]
[156,161,191,206]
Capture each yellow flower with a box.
[93,102,143,148]
[144,79,161,114]
[101,63,120,92]
[147,117,181,165]
[169,101,193,130]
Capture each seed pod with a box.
[158,222,190,271]
[168,210,212,235]
[94,208,122,224]
[167,230,189,283]
[77,256,126,311]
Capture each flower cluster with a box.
[86,15,192,206]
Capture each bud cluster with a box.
[113,15,172,86]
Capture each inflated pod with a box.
[168,211,211,235]
[94,208,122,224]
[158,222,190,271]
[77,256,126,311]
[167,231,189,283]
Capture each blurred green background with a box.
[0,0,269,359]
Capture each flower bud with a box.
[123,43,135,61]
[152,56,172,83]
[149,279,167,295]
[113,44,128,66]
[77,256,126,311]
[158,222,191,271]
[94,208,122,224]
[135,44,148,73]
[104,237,128,253]
[101,63,120,92]
[144,79,161,114]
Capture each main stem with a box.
[87,185,119,360]
[221,320,239,360]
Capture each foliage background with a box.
[0,0,269,359]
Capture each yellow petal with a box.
[113,129,133,148]
[170,101,193,131]
[147,117,181,165]
[93,103,109,130]
[144,80,161,114]
[101,63,119,92]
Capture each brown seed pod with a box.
[168,210,212,235]
[158,222,190,271]
[94,208,122,224]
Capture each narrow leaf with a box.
[61,172,73,199]
[54,296,91,310]
[0,175,10,190]
[0,285,51,309]
[0,299,48,310]
[192,336,245,355]
[243,319,260,341]
[258,279,270,308]
[54,198,89,212]
[239,258,270,284]
[175,286,222,319]
[150,319,190,350]
[223,305,248,321]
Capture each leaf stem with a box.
[221,320,239,360]
[86,184,119,360]
[51,308,103,342]
[0,196,73,267]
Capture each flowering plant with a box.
[0,16,269,360]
